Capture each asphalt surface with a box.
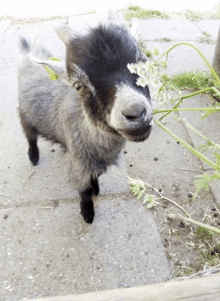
[0,11,220,301]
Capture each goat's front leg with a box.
[80,186,95,224]
[91,176,99,196]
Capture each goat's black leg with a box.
[19,111,39,165]
[28,139,39,166]
[80,187,95,223]
[91,176,99,196]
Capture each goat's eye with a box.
[74,82,84,92]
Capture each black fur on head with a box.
[66,24,149,134]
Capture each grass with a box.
[195,226,212,241]
[125,6,169,21]
[161,71,212,91]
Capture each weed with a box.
[195,226,212,240]
[154,61,167,68]
[128,6,140,11]
[124,7,169,21]
[200,251,220,266]
[161,71,211,91]
[185,269,192,275]
[145,50,153,58]
[185,10,201,21]
[198,31,214,44]
[138,38,148,50]
[157,37,171,42]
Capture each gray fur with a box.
[18,11,152,223]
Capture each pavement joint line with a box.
[0,198,78,210]
[0,192,131,210]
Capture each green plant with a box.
[44,57,62,80]
[198,31,214,44]
[125,7,169,21]
[161,71,211,91]
[157,37,171,42]
[128,6,140,11]
[145,50,153,58]
[127,42,220,235]
[185,10,200,21]
[128,177,220,235]
[129,42,220,200]
[195,226,213,240]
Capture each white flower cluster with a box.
[127,54,172,105]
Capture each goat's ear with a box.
[54,25,73,46]
[29,54,70,83]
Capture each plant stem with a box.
[155,87,220,120]
[143,180,190,218]
[155,120,219,171]
[169,214,220,235]
[153,107,220,114]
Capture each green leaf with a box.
[195,173,212,192]
[153,47,159,56]
[44,57,63,80]
[49,57,62,62]
[193,173,219,200]
[200,109,214,120]
[143,194,159,208]
[213,152,220,171]
[128,177,146,199]
[44,66,59,81]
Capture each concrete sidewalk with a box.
[0,11,220,301]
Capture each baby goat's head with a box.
[30,13,153,142]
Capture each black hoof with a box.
[81,201,95,224]
[28,146,39,166]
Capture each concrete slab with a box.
[0,194,171,301]
[133,19,202,41]
[195,20,220,40]
[69,11,109,31]
[0,20,11,37]
[145,41,215,74]
[130,19,218,74]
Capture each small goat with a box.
[18,11,152,223]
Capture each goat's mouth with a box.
[118,123,152,142]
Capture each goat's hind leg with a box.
[19,112,39,165]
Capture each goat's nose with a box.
[122,103,146,121]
